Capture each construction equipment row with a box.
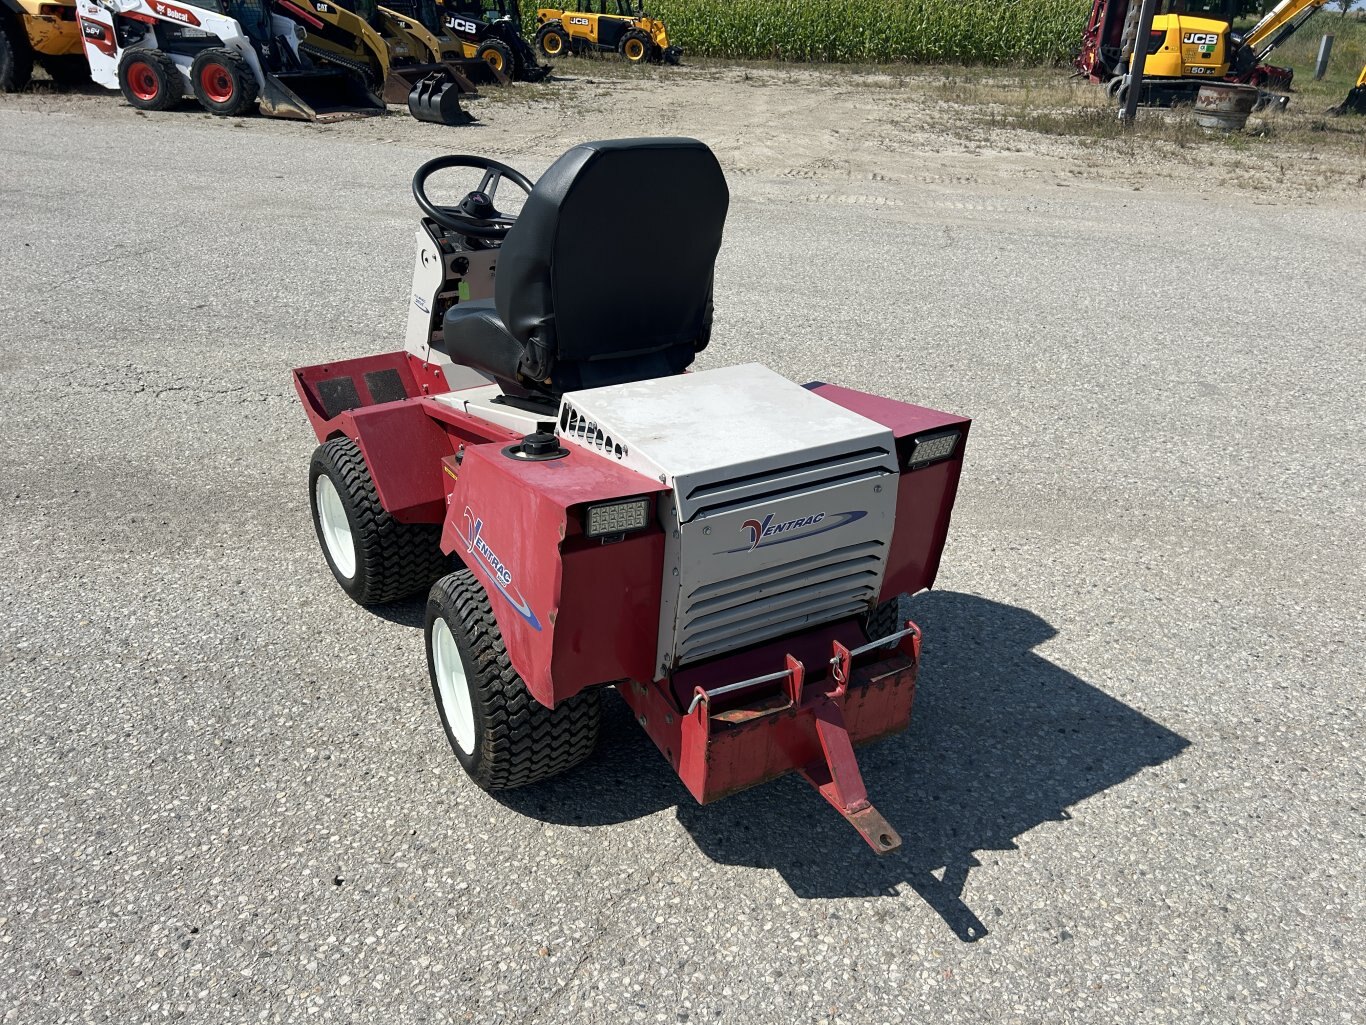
[1,0,681,124]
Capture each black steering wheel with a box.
[412,155,535,241]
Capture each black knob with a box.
[521,432,559,457]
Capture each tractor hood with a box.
[557,364,900,671]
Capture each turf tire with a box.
[426,569,600,790]
[309,437,448,606]
[0,14,34,92]
[190,47,257,116]
[117,49,182,111]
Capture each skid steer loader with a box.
[1,0,87,91]
[74,0,383,120]
[278,0,476,119]
[534,0,678,65]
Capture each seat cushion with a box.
[439,299,527,386]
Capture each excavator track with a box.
[300,42,381,89]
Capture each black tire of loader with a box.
[618,29,652,64]
[533,24,569,60]
[864,592,915,646]
[426,569,600,790]
[117,49,183,111]
[309,437,449,606]
[190,48,258,116]
[0,14,35,93]
[477,39,513,78]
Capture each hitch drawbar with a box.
[618,622,922,854]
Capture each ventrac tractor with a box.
[292,138,970,851]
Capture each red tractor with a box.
[292,139,970,852]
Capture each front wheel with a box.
[618,29,652,65]
[426,570,600,790]
[308,437,448,606]
[477,39,513,78]
[117,49,183,111]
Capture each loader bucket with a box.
[258,68,385,123]
[407,72,475,125]
[382,62,478,105]
[1328,85,1366,116]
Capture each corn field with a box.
[629,0,1090,65]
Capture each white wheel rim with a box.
[431,617,476,755]
[314,474,357,580]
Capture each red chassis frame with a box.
[294,350,970,851]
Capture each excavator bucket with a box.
[451,56,511,87]
[259,68,385,121]
[407,71,474,124]
[382,62,479,104]
[1328,86,1366,116]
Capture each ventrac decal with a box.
[455,508,542,630]
[728,510,867,554]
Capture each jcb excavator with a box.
[276,0,480,118]
[1078,0,1331,107]
[1329,63,1366,115]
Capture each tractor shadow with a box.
[496,591,1192,941]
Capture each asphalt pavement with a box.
[1,89,1363,1025]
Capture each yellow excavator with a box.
[1077,0,1332,106]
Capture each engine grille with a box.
[665,445,897,668]
[677,540,885,663]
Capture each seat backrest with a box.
[494,137,729,394]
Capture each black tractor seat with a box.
[437,137,730,401]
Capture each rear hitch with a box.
[628,622,922,855]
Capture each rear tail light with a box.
[906,430,959,469]
[585,498,650,539]
[1147,30,1166,54]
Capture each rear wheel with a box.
[0,15,35,92]
[533,24,569,60]
[426,569,600,790]
[117,49,182,111]
[190,48,257,116]
[477,39,513,77]
[309,437,448,606]
[618,29,651,64]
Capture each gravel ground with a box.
[1,66,1363,1025]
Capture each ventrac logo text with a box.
[731,510,867,554]
[457,509,542,630]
